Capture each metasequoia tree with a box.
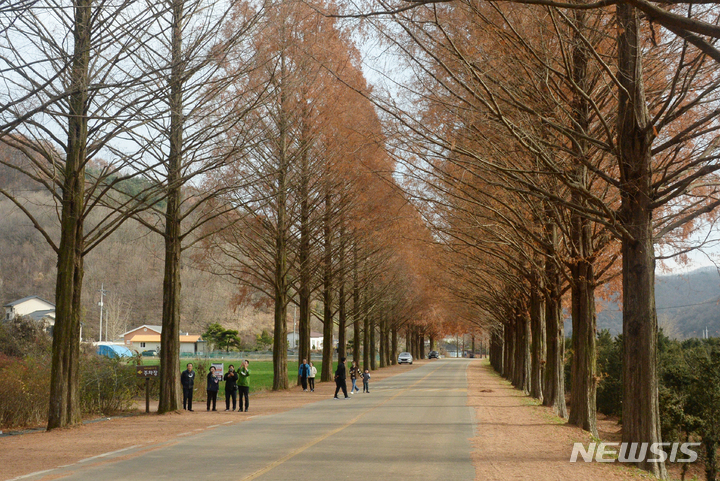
[127,0,264,413]
[357,1,720,475]
[0,0,166,429]
[200,0,384,390]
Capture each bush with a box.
[596,330,623,417]
[0,354,51,428]
[80,354,139,415]
[0,317,52,358]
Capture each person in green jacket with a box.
[237,359,251,412]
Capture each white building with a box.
[287,331,326,350]
[122,324,204,354]
[3,295,56,330]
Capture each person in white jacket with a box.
[308,362,317,392]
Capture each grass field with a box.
[140,358,337,396]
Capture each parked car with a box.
[141,349,158,357]
[428,350,439,359]
[398,352,413,364]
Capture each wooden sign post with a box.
[136,365,159,413]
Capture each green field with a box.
[140,358,337,396]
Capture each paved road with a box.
[35,359,475,481]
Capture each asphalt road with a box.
[37,359,475,481]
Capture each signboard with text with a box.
[211,363,224,381]
[136,366,159,378]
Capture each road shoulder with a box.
[467,360,654,481]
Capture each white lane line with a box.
[222,421,233,425]
[176,432,193,437]
[8,469,55,480]
[77,445,142,463]
[207,424,221,429]
[8,444,144,480]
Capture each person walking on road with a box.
[362,369,371,393]
[181,363,195,411]
[299,359,310,391]
[206,365,220,411]
[237,360,250,412]
[334,357,348,399]
[308,362,317,392]
[349,361,360,394]
[224,364,238,411]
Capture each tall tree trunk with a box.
[542,222,567,417]
[514,307,531,394]
[47,0,90,431]
[503,318,513,379]
[363,291,370,371]
[568,246,598,436]
[529,273,545,402]
[352,247,360,363]
[271,49,289,392]
[566,7,598,436]
[391,327,398,365]
[617,4,665,478]
[159,201,182,412]
[297,115,312,381]
[379,318,386,368]
[321,190,334,382]
[159,0,185,413]
[370,316,377,370]
[337,229,346,359]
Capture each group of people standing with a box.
[181,357,374,412]
[298,359,318,391]
[180,361,251,413]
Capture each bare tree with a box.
[124,0,266,413]
[0,0,169,430]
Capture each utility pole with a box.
[98,284,108,342]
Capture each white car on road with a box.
[398,352,413,364]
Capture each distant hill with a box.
[566,267,720,339]
[0,191,276,343]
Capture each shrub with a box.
[0,317,52,358]
[0,354,51,428]
[79,355,139,415]
[596,330,623,417]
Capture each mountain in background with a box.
[566,267,720,339]
[0,161,276,343]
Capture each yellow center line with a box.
[240,363,447,481]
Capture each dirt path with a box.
[467,360,658,480]
[0,361,424,481]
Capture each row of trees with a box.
[347,0,720,478]
[0,0,459,430]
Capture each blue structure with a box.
[97,344,134,358]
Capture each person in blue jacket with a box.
[299,359,311,391]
